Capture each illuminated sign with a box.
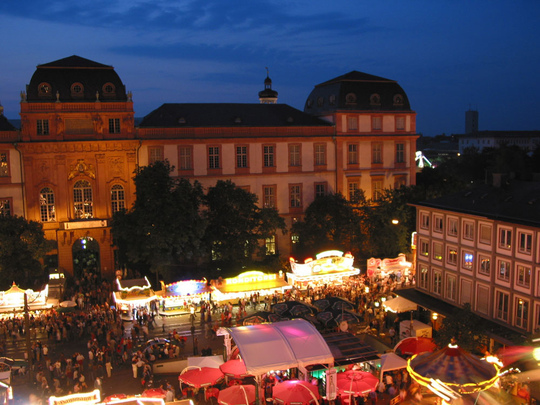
[49,389,100,405]
[225,271,277,285]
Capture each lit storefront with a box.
[158,279,213,312]
[212,270,291,302]
[113,277,160,319]
[287,250,360,289]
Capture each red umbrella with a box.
[218,384,256,405]
[102,394,127,403]
[272,380,320,405]
[142,387,167,398]
[220,359,253,379]
[336,370,378,395]
[394,337,437,355]
[179,366,225,388]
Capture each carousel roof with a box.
[5,283,26,294]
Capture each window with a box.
[395,116,405,131]
[347,116,358,130]
[420,213,430,230]
[434,216,443,233]
[38,82,52,96]
[448,218,458,237]
[499,228,512,249]
[394,176,406,189]
[315,182,327,198]
[148,147,164,164]
[420,240,429,257]
[265,235,276,255]
[479,256,491,275]
[289,144,301,167]
[111,184,125,213]
[495,291,509,321]
[236,146,248,168]
[73,180,93,219]
[208,146,220,169]
[372,116,382,131]
[463,221,474,240]
[108,118,120,134]
[102,82,115,96]
[463,252,474,270]
[433,243,443,261]
[37,119,50,136]
[348,144,358,165]
[291,234,300,253]
[39,187,56,222]
[419,266,429,289]
[179,146,193,170]
[263,185,276,208]
[395,143,404,163]
[372,179,383,200]
[71,82,84,97]
[497,259,511,281]
[516,264,531,288]
[314,144,326,166]
[447,248,458,265]
[479,224,492,244]
[348,180,361,202]
[372,143,382,164]
[518,232,532,254]
[446,275,457,301]
[477,285,489,314]
[0,153,9,177]
[370,94,380,105]
[0,198,11,216]
[263,145,275,167]
[515,298,529,329]
[289,184,302,208]
[433,271,442,295]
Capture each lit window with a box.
[0,152,9,177]
[447,248,458,265]
[433,243,443,261]
[420,240,429,257]
[265,235,276,255]
[479,256,490,275]
[497,260,510,281]
[39,187,56,222]
[111,184,125,213]
[516,265,531,288]
[515,298,529,329]
[499,228,512,249]
[0,198,11,216]
[463,252,474,270]
[73,180,93,219]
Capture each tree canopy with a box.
[0,215,55,290]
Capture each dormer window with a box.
[306,99,313,108]
[234,117,242,124]
[393,94,404,106]
[38,82,52,97]
[345,93,357,104]
[71,82,84,98]
[102,83,116,98]
[370,94,381,105]
[317,97,324,107]
[178,117,186,124]
[329,95,336,105]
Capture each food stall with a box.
[113,277,160,320]
[287,250,360,289]
[158,279,213,313]
[366,253,412,280]
[0,282,50,316]
[211,270,291,303]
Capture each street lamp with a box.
[392,219,399,225]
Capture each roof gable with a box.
[38,55,112,69]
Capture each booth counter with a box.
[211,271,291,303]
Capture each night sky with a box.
[0,0,538,136]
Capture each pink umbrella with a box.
[218,384,256,405]
[394,337,437,355]
[179,366,225,388]
[220,359,253,379]
[142,387,167,398]
[272,380,320,405]
[336,370,378,395]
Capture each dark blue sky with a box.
[0,0,538,136]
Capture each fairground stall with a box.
[113,277,160,321]
[0,282,51,316]
[287,250,360,289]
[158,279,213,313]
[211,270,291,303]
[366,253,412,281]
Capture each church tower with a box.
[258,68,278,104]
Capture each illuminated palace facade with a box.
[0,57,418,279]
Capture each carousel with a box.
[113,277,160,321]
[158,279,213,313]
[211,270,291,303]
[0,282,51,316]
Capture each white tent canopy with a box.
[383,295,417,313]
[378,353,407,382]
[223,319,334,376]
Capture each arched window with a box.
[111,184,125,213]
[39,187,56,222]
[73,180,93,218]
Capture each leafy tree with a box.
[203,180,286,271]
[0,215,56,290]
[292,193,363,259]
[111,160,205,283]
